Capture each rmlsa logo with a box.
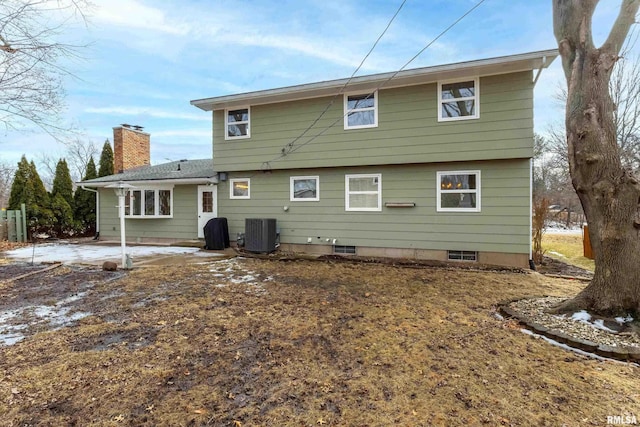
[607,415,638,425]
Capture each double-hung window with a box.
[345,174,382,211]
[437,171,480,212]
[230,178,250,199]
[438,78,479,121]
[225,107,250,139]
[124,187,173,218]
[290,176,319,201]
[344,91,378,129]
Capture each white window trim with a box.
[123,186,174,219]
[225,106,251,140]
[290,175,320,202]
[345,173,382,212]
[437,78,479,122]
[436,170,481,213]
[344,91,378,130]
[230,178,251,199]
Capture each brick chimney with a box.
[113,124,150,173]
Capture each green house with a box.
[189,49,558,268]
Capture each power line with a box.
[264,0,487,165]
[260,0,408,171]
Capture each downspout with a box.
[532,55,548,86]
[528,56,548,270]
[80,186,100,238]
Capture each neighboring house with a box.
[190,49,558,268]
[80,125,217,242]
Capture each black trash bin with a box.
[204,217,230,250]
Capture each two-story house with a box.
[191,49,558,268]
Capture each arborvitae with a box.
[29,161,54,228]
[8,155,32,211]
[51,159,74,211]
[50,193,74,236]
[98,139,114,177]
[74,156,97,234]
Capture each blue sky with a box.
[0,0,634,176]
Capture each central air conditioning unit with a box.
[245,218,278,253]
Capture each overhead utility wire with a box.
[259,0,407,171]
[264,0,487,166]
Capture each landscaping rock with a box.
[102,261,118,271]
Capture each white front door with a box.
[197,185,218,238]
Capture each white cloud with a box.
[84,106,209,121]
[89,0,190,35]
[153,129,211,138]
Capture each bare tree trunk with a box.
[553,0,640,315]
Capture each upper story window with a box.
[438,78,479,122]
[290,176,319,201]
[230,178,250,199]
[344,91,378,129]
[437,171,480,212]
[226,107,250,140]
[345,174,382,211]
[124,187,173,218]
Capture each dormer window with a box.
[344,91,378,129]
[438,78,479,122]
[226,107,250,140]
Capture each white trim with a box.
[123,186,174,219]
[230,178,251,199]
[437,77,479,122]
[290,175,320,202]
[225,106,250,140]
[344,90,378,130]
[79,177,217,187]
[436,170,481,212]
[197,185,218,238]
[191,49,558,111]
[345,173,382,212]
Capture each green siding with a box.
[98,185,199,240]
[213,72,534,171]
[218,159,531,254]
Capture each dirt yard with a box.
[0,256,638,426]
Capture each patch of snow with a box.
[592,319,618,333]
[0,290,93,346]
[571,310,592,322]
[566,310,621,333]
[616,315,634,324]
[0,333,25,346]
[548,251,566,258]
[4,242,201,264]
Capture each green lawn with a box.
[542,232,595,271]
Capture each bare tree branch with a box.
[0,0,91,138]
[602,0,640,55]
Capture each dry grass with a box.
[0,258,638,426]
[543,233,595,272]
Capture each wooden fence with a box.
[0,204,27,242]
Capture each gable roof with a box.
[79,159,216,187]
[191,49,558,111]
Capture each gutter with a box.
[79,177,218,188]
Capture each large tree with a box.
[0,0,90,136]
[553,0,640,315]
